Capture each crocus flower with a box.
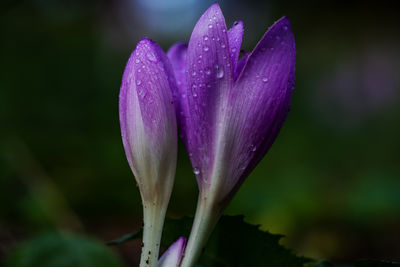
[158,237,187,267]
[119,38,178,267]
[168,4,296,266]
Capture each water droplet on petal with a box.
[215,66,224,79]
[136,80,142,85]
[221,43,226,48]
[205,68,211,75]
[250,144,257,152]
[203,46,209,52]
[231,48,237,53]
[193,167,200,175]
[262,77,269,82]
[192,71,197,76]
[203,36,209,41]
[283,25,288,31]
[135,59,140,64]
[146,52,157,62]
[208,24,213,29]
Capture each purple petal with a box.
[167,42,189,140]
[167,42,188,95]
[220,17,296,197]
[158,237,187,267]
[184,3,233,187]
[228,21,244,75]
[234,51,249,80]
[119,38,177,186]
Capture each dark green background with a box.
[1,0,399,265]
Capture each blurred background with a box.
[1,0,399,265]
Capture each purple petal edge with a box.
[158,237,187,267]
[228,20,244,76]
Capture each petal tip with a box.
[273,16,293,32]
[204,2,223,18]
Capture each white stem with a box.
[179,194,221,267]
[139,201,167,267]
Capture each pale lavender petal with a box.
[158,237,187,267]
[219,17,296,197]
[184,3,233,187]
[234,51,249,80]
[167,43,189,141]
[228,21,244,74]
[119,38,177,186]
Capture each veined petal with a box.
[219,17,296,198]
[158,237,187,267]
[119,38,178,198]
[234,51,249,80]
[167,42,189,141]
[228,21,244,75]
[184,3,233,188]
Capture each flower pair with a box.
[119,3,295,267]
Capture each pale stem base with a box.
[139,201,167,267]
[179,194,221,267]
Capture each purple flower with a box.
[158,237,187,267]
[168,4,296,266]
[119,38,178,267]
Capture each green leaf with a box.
[354,260,400,267]
[107,232,141,246]
[6,231,125,267]
[196,215,311,267]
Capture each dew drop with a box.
[262,77,269,82]
[136,80,142,85]
[208,24,213,29]
[192,70,197,76]
[250,144,257,152]
[205,68,211,75]
[193,92,198,98]
[231,48,237,53]
[221,43,226,48]
[203,46,209,52]
[215,66,224,79]
[146,52,157,62]
[203,36,209,41]
[193,167,200,175]
[283,25,288,31]
[135,59,140,64]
